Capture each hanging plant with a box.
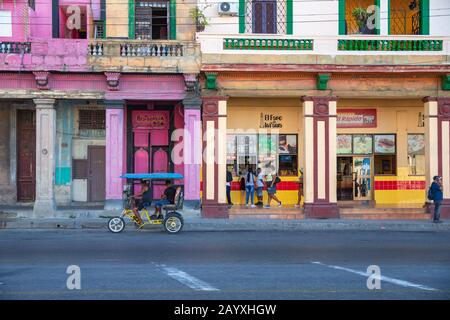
[191,7,209,32]
[352,7,369,33]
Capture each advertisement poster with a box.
[278,134,297,154]
[353,135,373,154]
[337,135,352,154]
[258,134,277,156]
[408,134,425,155]
[374,135,396,154]
[337,109,377,128]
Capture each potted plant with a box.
[352,7,369,34]
[191,7,209,32]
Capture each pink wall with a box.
[29,0,52,39]
[0,0,28,41]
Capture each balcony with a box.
[88,39,201,73]
[198,34,450,66]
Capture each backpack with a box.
[427,186,434,201]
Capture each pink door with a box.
[152,147,169,199]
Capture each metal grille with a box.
[79,110,105,130]
[94,20,104,39]
[135,0,169,40]
[390,9,406,35]
[412,11,420,35]
[245,0,286,34]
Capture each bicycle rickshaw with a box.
[107,172,184,234]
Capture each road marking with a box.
[311,261,438,292]
[156,265,219,292]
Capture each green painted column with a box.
[170,0,176,39]
[338,0,346,35]
[239,0,245,34]
[128,0,135,39]
[420,0,430,35]
[286,0,293,35]
[375,0,380,35]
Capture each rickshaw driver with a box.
[152,180,177,219]
[130,180,152,225]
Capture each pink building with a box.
[0,0,201,215]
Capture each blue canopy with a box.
[120,173,184,180]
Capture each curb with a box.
[1,218,449,232]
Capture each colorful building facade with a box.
[197,0,450,218]
[0,0,202,215]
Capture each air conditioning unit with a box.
[218,2,239,16]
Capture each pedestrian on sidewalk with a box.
[265,171,282,208]
[226,168,233,205]
[245,167,257,208]
[256,167,265,206]
[430,176,444,223]
[295,168,304,208]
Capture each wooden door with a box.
[87,146,106,202]
[252,0,277,34]
[17,110,36,202]
[151,147,169,200]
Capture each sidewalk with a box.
[1,215,449,232]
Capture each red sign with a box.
[337,109,377,128]
[132,111,169,129]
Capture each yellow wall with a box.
[106,2,129,38]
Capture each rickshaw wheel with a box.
[164,212,184,234]
[108,217,125,233]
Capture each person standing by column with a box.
[430,176,443,223]
[295,169,304,208]
[226,168,233,206]
[245,167,256,208]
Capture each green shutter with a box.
[239,0,245,33]
[387,0,391,34]
[170,0,176,39]
[420,0,430,35]
[128,0,135,39]
[375,0,380,35]
[286,0,293,35]
[338,0,346,35]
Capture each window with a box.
[0,11,12,37]
[339,0,378,35]
[389,0,425,35]
[408,134,425,175]
[93,20,105,39]
[79,110,106,130]
[227,133,298,177]
[374,134,396,175]
[60,5,88,39]
[243,0,288,34]
[135,0,169,40]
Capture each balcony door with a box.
[252,0,277,34]
[135,0,169,40]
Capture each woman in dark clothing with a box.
[431,176,444,223]
[131,180,152,225]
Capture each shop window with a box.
[244,0,287,34]
[135,0,169,40]
[374,134,397,175]
[227,133,298,177]
[60,5,88,39]
[408,134,425,175]
[79,110,105,130]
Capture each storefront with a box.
[226,98,304,205]
[336,100,426,205]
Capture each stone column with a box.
[424,97,450,218]
[301,96,339,219]
[104,100,125,210]
[201,96,228,218]
[183,93,202,206]
[33,99,56,217]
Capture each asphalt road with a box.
[0,228,449,300]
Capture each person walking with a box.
[245,167,257,208]
[256,168,265,206]
[295,169,304,208]
[265,171,282,208]
[430,176,444,223]
[226,168,233,205]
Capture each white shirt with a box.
[257,173,264,187]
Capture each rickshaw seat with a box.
[162,186,184,212]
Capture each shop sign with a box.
[337,109,377,128]
[132,111,169,129]
[259,113,283,128]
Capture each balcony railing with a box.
[198,34,450,56]
[0,42,31,54]
[89,40,185,57]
